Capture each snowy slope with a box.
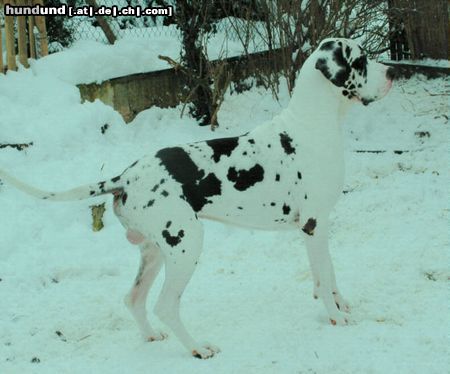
[0,43,449,373]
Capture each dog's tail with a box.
[0,168,123,201]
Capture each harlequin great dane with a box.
[0,38,394,359]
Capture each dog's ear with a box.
[315,56,350,88]
[315,58,333,81]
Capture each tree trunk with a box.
[176,0,217,127]
[86,0,117,44]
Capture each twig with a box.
[354,150,412,154]
[423,87,450,97]
[0,142,33,151]
[158,55,185,73]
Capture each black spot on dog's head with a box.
[351,56,368,77]
[315,40,378,104]
[320,41,335,51]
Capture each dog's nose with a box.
[386,66,397,81]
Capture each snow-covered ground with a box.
[0,42,449,373]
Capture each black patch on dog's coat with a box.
[331,46,351,87]
[151,184,159,192]
[111,175,121,183]
[316,43,352,88]
[345,45,351,58]
[351,56,368,77]
[315,58,332,81]
[206,137,239,162]
[162,229,185,247]
[275,174,280,182]
[279,132,296,155]
[98,181,106,192]
[302,218,317,236]
[156,147,222,212]
[248,139,255,144]
[161,190,169,197]
[144,199,155,208]
[227,164,264,191]
[297,172,302,180]
[282,203,291,215]
[320,41,335,51]
[121,192,128,205]
[166,221,172,228]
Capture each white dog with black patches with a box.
[0,38,394,359]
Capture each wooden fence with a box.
[0,0,48,73]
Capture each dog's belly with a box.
[198,186,301,230]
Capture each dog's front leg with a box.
[302,217,350,325]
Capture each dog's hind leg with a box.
[124,241,167,342]
[154,217,219,359]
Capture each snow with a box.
[0,39,449,373]
[31,37,182,84]
[25,20,268,85]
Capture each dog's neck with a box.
[280,56,352,140]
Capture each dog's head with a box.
[314,38,394,105]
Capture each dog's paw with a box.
[192,344,220,359]
[333,292,351,313]
[147,331,168,342]
[329,311,354,326]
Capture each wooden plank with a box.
[17,0,29,67]
[4,0,17,71]
[0,18,4,73]
[32,0,48,56]
[27,0,36,59]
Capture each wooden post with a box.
[0,18,4,73]
[4,0,17,71]
[28,0,37,59]
[17,0,29,67]
[32,0,48,56]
